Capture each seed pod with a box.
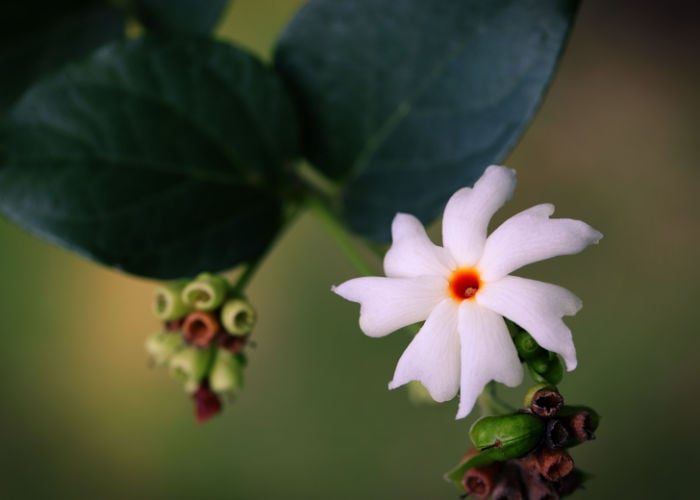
[181,273,229,311]
[220,298,257,336]
[153,280,190,321]
[469,413,545,461]
[145,331,184,366]
[514,330,543,360]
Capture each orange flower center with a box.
[449,268,482,301]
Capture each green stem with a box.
[477,382,515,416]
[231,258,262,295]
[307,196,376,276]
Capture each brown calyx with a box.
[183,311,221,348]
[462,463,502,499]
[530,389,564,417]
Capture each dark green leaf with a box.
[275,0,578,240]
[0,1,125,113]
[0,37,299,279]
[134,0,229,35]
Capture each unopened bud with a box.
[169,346,211,386]
[153,280,190,321]
[182,311,222,348]
[524,385,564,417]
[527,352,564,385]
[514,330,543,360]
[145,331,184,366]
[209,350,244,394]
[220,298,256,336]
[182,273,228,311]
[470,413,545,461]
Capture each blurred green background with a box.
[1,0,698,498]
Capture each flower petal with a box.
[442,165,516,267]
[457,301,523,419]
[332,276,447,337]
[388,299,460,401]
[383,213,455,279]
[476,275,581,370]
[478,204,603,282]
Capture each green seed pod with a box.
[153,280,190,321]
[181,273,229,311]
[145,331,185,366]
[469,414,545,461]
[169,346,211,385]
[210,350,244,394]
[220,298,257,336]
[514,331,543,360]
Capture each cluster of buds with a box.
[445,386,599,499]
[511,327,564,386]
[145,273,256,423]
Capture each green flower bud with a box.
[220,298,257,336]
[527,352,564,385]
[513,330,543,360]
[169,346,211,387]
[181,273,229,311]
[145,331,185,366]
[153,280,190,321]
[209,350,244,394]
[469,413,545,461]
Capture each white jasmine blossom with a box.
[332,165,602,419]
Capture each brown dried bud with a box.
[183,311,221,348]
[462,462,502,499]
[521,467,560,500]
[530,388,564,417]
[534,447,574,482]
[567,411,596,443]
[545,419,570,449]
[554,468,588,496]
[491,462,524,500]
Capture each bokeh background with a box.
[1,0,698,498]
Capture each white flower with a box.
[332,165,602,419]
